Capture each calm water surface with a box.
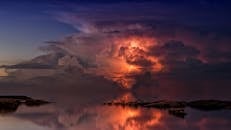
[0,90,230,130]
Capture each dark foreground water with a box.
[0,91,230,130]
[0,76,230,130]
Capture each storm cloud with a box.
[0,0,231,95]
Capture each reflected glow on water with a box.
[95,106,163,130]
[0,92,230,130]
[0,68,8,77]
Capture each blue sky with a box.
[0,1,76,64]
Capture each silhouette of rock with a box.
[0,96,50,114]
[143,100,187,109]
[188,100,231,111]
[103,99,231,118]
[0,99,20,114]
[24,99,50,107]
[168,109,187,118]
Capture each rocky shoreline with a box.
[103,100,231,118]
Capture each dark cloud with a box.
[51,0,231,65]
[151,40,200,61]
[54,0,231,30]
[148,40,231,80]
[1,64,53,69]
[2,36,231,90]
[204,49,231,63]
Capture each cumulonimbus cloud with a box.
[2,1,231,90]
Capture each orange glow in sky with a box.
[107,36,163,89]
[90,35,164,89]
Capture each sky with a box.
[0,0,231,91]
[0,0,231,64]
[0,1,76,64]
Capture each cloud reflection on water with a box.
[0,92,228,130]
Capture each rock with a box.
[25,99,50,107]
[0,96,51,114]
[103,99,231,118]
[0,99,20,114]
[168,109,187,118]
[188,100,231,111]
[143,100,187,109]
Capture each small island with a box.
[0,96,50,114]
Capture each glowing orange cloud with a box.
[96,36,163,89]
